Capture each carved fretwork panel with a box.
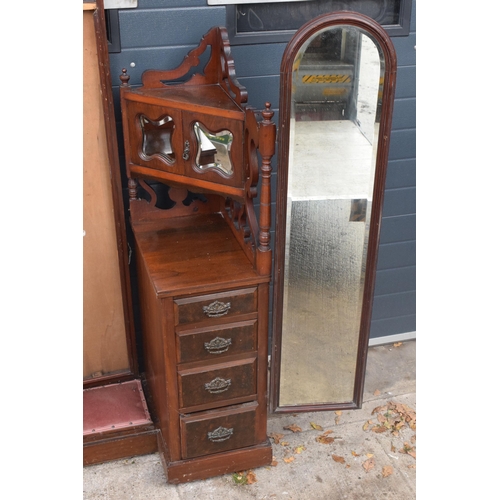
[223,197,257,265]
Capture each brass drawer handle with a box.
[204,336,232,354]
[208,426,233,443]
[203,300,231,318]
[205,377,231,394]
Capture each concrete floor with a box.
[83,340,416,500]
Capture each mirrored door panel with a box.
[271,13,397,412]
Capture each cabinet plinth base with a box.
[83,429,158,466]
[158,434,273,484]
[83,380,156,466]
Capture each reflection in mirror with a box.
[272,13,396,412]
[140,114,175,164]
[194,122,234,176]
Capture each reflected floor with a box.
[279,198,368,405]
[288,119,376,200]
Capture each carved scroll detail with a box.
[138,27,247,106]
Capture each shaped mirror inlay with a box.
[193,122,234,176]
[271,12,397,413]
[140,114,175,164]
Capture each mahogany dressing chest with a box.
[119,26,275,483]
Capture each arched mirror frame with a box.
[270,12,397,413]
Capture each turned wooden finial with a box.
[128,178,138,202]
[262,102,274,121]
[119,68,130,86]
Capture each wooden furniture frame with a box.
[119,26,275,483]
[270,12,397,413]
[83,0,154,466]
[83,0,138,387]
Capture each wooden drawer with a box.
[174,288,257,326]
[180,403,258,459]
[178,357,256,411]
[176,319,257,364]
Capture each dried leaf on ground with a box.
[271,456,278,467]
[369,401,417,434]
[332,455,345,464]
[335,411,342,416]
[394,420,406,431]
[294,445,306,454]
[284,424,302,433]
[363,421,371,431]
[374,389,381,396]
[283,456,295,463]
[382,465,393,477]
[371,425,388,433]
[363,457,375,472]
[310,422,323,431]
[269,432,284,444]
[246,470,257,484]
[316,435,335,444]
[372,405,387,415]
[351,451,360,457]
[400,442,416,459]
[366,453,374,458]
[316,430,335,444]
[393,342,403,347]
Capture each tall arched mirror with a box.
[270,12,397,412]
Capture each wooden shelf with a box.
[133,213,266,297]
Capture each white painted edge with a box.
[208,0,309,4]
[369,331,416,347]
[104,0,137,9]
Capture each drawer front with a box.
[174,288,257,326]
[177,320,257,364]
[180,403,258,459]
[178,358,256,410]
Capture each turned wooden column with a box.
[257,102,275,273]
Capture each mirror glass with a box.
[140,114,176,164]
[194,122,234,176]
[278,25,385,407]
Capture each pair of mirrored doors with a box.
[270,12,397,412]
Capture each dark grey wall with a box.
[109,0,416,342]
